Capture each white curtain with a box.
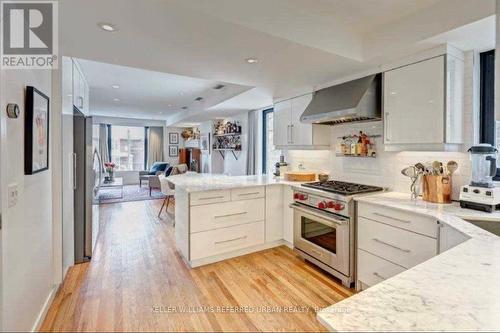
[98,124,110,171]
[147,126,164,168]
[246,110,258,175]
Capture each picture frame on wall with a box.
[25,86,50,175]
[169,132,179,144]
[200,134,210,154]
[169,145,179,157]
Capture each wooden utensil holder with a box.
[422,175,452,204]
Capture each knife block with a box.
[422,175,452,204]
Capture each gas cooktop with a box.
[302,180,384,195]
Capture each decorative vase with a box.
[108,170,114,181]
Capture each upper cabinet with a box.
[273,93,330,149]
[383,51,464,151]
[72,60,89,115]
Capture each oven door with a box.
[292,203,350,276]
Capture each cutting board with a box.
[284,172,316,182]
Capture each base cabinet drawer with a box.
[190,221,265,260]
[231,186,265,201]
[358,202,437,238]
[358,217,437,269]
[357,249,406,288]
[190,190,231,206]
[190,198,265,233]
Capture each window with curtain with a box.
[479,49,499,179]
[262,108,282,174]
[110,126,145,171]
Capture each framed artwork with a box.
[25,86,50,175]
[169,132,179,144]
[169,145,179,157]
[200,134,210,153]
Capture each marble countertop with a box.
[166,173,305,192]
[318,191,500,331]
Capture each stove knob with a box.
[294,193,299,200]
[318,201,326,209]
[299,194,307,201]
[334,203,345,211]
[327,201,335,208]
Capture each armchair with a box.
[139,162,170,195]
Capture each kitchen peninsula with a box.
[318,192,500,331]
[166,173,301,267]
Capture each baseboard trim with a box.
[31,283,59,332]
[189,240,287,267]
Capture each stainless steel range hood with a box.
[300,74,381,125]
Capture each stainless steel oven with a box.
[292,203,350,282]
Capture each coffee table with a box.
[100,177,124,201]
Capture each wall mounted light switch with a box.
[8,183,19,208]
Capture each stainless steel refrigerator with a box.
[73,107,101,263]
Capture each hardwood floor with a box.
[40,199,353,332]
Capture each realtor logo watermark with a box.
[1,1,58,69]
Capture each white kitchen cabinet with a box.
[273,93,330,149]
[282,185,295,245]
[357,203,439,290]
[273,99,292,146]
[265,185,284,242]
[383,53,464,151]
[72,59,89,114]
[357,249,406,291]
[438,222,469,253]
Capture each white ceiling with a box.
[59,0,495,125]
[76,58,252,120]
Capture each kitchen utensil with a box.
[415,162,425,173]
[401,166,420,200]
[401,166,417,178]
[432,161,441,175]
[446,160,458,175]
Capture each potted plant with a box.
[104,162,116,182]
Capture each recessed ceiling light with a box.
[245,57,258,64]
[111,84,120,89]
[98,22,117,32]
[113,98,120,102]
[168,104,172,107]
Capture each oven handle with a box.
[290,203,348,226]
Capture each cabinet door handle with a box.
[198,196,224,201]
[214,212,247,219]
[287,125,291,144]
[385,112,390,142]
[72,153,77,190]
[214,235,247,245]
[78,96,84,109]
[238,192,260,197]
[373,271,388,280]
[311,249,323,257]
[290,124,294,144]
[373,212,411,224]
[372,238,411,253]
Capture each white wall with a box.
[199,121,224,174]
[284,51,478,201]
[164,127,186,167]
[222,113,248,176]
[0,69,56,331]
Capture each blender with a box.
[460,144,500,212]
